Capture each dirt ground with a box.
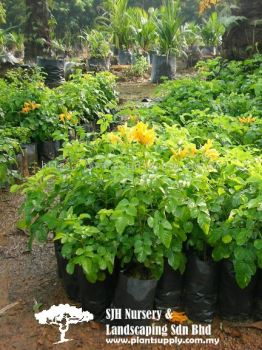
[0,191,262,350]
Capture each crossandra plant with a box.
[207,148,262,288]
[14,123,223,281]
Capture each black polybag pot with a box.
[254,269,262,320]
[22,143,38,167]
[118,50,133,65]
[54,241,79,301]
[38,141,61,163]
[151,54,176,83]
[88,57,110,71]
[184,253,218,323]
[37,57,65,88]
[155,260,183,311]
[111,272,157,326]
[78,267,117,322]
[219,260,256,321]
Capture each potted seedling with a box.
[98,0,135,65]
[37,39,67,88]
[81,30,111,71]
[151,0,187,83]
[200,12,225,56]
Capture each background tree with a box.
[223,0,262,58]
[24,0,51,61]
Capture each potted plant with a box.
[151,0,187,83]
[98,0,135,65]
[128,7,157,64]
[208,149,261,321]
[37,39,67,88]
[200,12,225,56]
[81,30,111,71]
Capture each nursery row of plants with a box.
[10,55,262,323]
[0,68,118,185]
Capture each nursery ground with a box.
[0,192,262,350]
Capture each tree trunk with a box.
[24,0,51,62]
[223,0,262,59]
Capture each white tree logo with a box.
[35,304,94,344]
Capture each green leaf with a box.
[159,227,172,248]
[66,261,75,275]
[197,212,210,235]
[222,235,232,244]
[254,240,262,250]
[183,221,193,233]
[115,216,129,234]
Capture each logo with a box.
[35,304,94,344]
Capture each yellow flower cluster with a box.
[129,122,156,146]
[171,144,197,160]
[111,122,156,146]
[199,0,220,14]
[21,101,41,114]
[108,133,122,144]
[59,112,73,123]
[201,139,219,160]
[239,116,256,124]
[171,139,219,162]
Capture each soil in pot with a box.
[54,241,79,301]
[155,260,183,311]
[78,266,118,322]
[183,253,218,323]
[111,264,157,326]
[151,54,176,83]
[219,259,256,321]
[36,57,65,88]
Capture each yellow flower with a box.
[171,144,198,160]
[204,148,219,161]
[21,101,41,113]
[66,112,72,121]
[117,123,129,137]
[108,133,121,144]
[130,122,155,146]
[30,102,41,110]
[202,139,213,151]
[199,0,220,14]
[59,113,65,122]
[22,107,30,114]
[239,116,256,124]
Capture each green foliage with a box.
[81,29,111,58]
[153,0,186,56]
[0,133,20,186]
[99,0,134,50]
[128,7,157,52]
[0,2,6,25]
[125,55,149,77]
[0,69,118,141]
[201,12,225,48]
